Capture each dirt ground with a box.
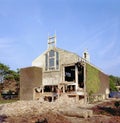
[0,99,120,123]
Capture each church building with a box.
[20,35,109,103]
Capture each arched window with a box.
[45,50,59,71]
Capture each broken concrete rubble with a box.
[0,94,93,120]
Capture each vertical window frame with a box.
[45,50,59,71]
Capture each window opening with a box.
[56,52,59,69]
[49,50,54,57]
[45,54,48,70]
[45,50,59,71]
[65,66,75,82]
[78,65,84,88]
[84,53,87,59]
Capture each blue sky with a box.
[0,0,120,76]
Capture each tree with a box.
[0,62,20,82]
[0,63,10,75]
[109,75,119,92]
[116,77,120,86]
[0,63,10,83]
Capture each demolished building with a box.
[20,35,109,103]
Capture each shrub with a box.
[114,101,120,108]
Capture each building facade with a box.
[30,35,109,103]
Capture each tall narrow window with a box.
[56,52,59,69]
[45,50,59,71]
[49,50,54,57]
[49,50,55,70]
[45,54,48,70]
[84,53,86,59]
[49,58,54,69]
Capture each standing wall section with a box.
[20,67,42,100]
[86,63,109,96]
[98,72,109,96]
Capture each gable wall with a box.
[32,48,79,85]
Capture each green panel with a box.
[86,63,100,95]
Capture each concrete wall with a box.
[20,67,42,100]
[32,47,80,85]
[99,72,109,95]
[31,47,109,100]
[86,63,109,97]
[32,48,79,70]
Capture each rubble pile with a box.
[0,101,52,116]
[54,94,93,118]
[0,95,93,123]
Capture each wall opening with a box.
[65,66,75,82]
[64,64,84,88]
[78,65,84,88]
[44,85,58,92]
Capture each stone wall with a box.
[20,67,42,100]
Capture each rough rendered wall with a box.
[43,48,79,85]
[98,72,109,94]
[20,67,42,100]
[86,63,109,95]
[58,48,79,65]
[32,47,79,70]
[43,71,61,85]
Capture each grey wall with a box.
[43,48,79,85]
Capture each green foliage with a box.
[88,90,94,103]
[0,63,9,75]
[6,70,20,82]
[86,63,100,94]
[109,78,117,91]
[109,75,118,91]
[4,74,14,80]
[0,62,20,82]
[14,69,20,82]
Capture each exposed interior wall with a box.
[43,71,61,85]
[20,67,42,100]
